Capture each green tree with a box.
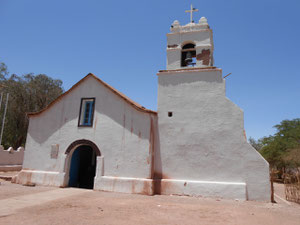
[248,137,263,151]
[260,119,300,169]
[283,147,300,168]
[0,63,64,148]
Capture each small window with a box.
[78,98,95,127]
[168,112,173,117]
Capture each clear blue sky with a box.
[0,0,299,140]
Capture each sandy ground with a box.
[0,181,55,201]
[0,181,299,225]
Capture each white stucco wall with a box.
[14,70,269,201]
[17,75,157,193]
[156,68,270,201]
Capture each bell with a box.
[184,51,193,65]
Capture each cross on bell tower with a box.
[185,4,199,23]
[166,9,214,69]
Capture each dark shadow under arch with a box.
[65,139,101,156]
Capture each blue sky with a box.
[0,0,299,140]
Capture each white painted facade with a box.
[156,68,270,201]
[14,17,270,201]
[15,75,157,194]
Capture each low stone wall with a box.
[0,146,24,166]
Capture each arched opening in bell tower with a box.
[181,43,196,67]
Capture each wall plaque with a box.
[50,144,59,159]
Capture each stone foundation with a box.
[12,169,65,187]
[94,176,154,195]
[156,179,246,200]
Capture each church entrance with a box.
[68,145,97,189]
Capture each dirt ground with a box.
[0,180,299,225]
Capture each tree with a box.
[283,147,300,168]
[0,62,8,80]
[259,118,300,169]
[248,137,263,151]
[0,62,64,148]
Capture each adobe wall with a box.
[0,146,24,166]
[156,68,270,201]
[15,76,157,194]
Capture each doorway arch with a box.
[64,139,101,189]
[65,139,101,156]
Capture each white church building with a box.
[14,14,270,201]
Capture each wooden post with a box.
[0,93,9,145]
[270,169,276,203]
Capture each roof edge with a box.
[157,67,221,75]
[27,73,157,117]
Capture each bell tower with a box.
[155,6,270,201]
[166,17,214,70]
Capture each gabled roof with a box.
[28,73,157,117]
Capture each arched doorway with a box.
[65,139,101,189]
